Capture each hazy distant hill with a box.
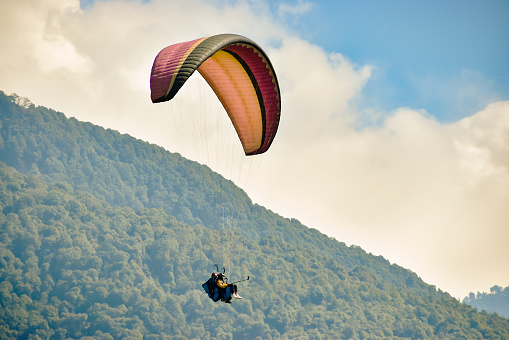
[463,285,509,318]
[1,91,508,338]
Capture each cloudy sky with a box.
[1,0,508,299]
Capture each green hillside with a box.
[1,91,508,339]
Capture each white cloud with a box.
[0,0,90,75]
[278,0,313,16]
[1,0,508,299]
[254,99,509,298]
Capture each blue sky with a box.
[273,0,509,122]
[2,0,509,298]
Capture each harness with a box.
[202,273,232,302]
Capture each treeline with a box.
[1,91,508,338]
[463,286,509,318]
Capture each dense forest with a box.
[1,91,508,338]
[463,286,509,318]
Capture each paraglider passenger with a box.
[216,273,242,302]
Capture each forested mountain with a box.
[463,286,509,318]
[1,90,508,339]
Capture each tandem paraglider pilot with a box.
[216,273,242,303]
[202,272,242,304]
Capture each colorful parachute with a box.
[150,34,281,156]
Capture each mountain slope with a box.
[1,91,508,338]
[2,163,509,338]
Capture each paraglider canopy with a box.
[150,34,281,156]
